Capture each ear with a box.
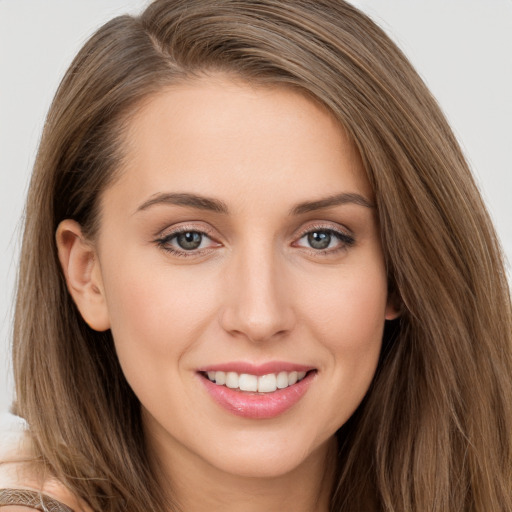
[56,219,110,331]
[385,303,400,321]
[385,289,402,321]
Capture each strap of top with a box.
[0,488,75,511]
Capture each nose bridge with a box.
[221,236,294,342]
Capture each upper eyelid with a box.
[154,215,355,240]
[155,220,352,238]
[156,222,350,239]
[155,222,216,239]
[295,227,354,245]
[156,230,218,250]
[295,221,352,238]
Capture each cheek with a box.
[302,261,388,348]
[100,259,225,426]
[299,263,388,428]
[100,253,219,380]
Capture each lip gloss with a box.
[198,370,315,419]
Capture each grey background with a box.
[1,0,511,414]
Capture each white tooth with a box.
[297,371,306,381]
[239,373,258,392]
[258,373,277,393]
[207,371,216,381]
[276,371,289,389]
[226,372,239,389]
[288,371,298,386]
[215,371,226,385]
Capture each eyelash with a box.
[155,225,218,259]
[294,224,355,256]
[154,224,355,259]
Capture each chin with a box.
[201,430,334,479]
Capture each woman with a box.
[1,0,511,511]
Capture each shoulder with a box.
[0,413,93,512]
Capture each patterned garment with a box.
[0,488,75,511]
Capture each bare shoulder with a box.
[0,413,93,512]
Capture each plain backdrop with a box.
[1,0,511,414]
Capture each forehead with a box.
[104,76,372,215]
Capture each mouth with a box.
[200,369,311,393]
[197,365,317,419]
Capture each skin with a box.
[0,426,93,511]
[57,76,398,512]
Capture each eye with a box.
[306,231,334,250]
[155,228,220,257]
[294,227,355,254]
[175,231,204,250]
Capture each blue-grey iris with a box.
[308,231,331,250]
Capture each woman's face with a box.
[91,76,397,478]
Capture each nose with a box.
[219,243,296,343]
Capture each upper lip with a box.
[197,361,316,376]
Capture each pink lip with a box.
[197,361,314,376]
[198,368,316,419]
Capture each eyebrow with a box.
[136,192,229,214]
[289,192,374,215]
[135,191,374,215]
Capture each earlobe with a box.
[385,291,402,321]
[56,219,110,331]
[385,303,401,321]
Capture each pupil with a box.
[308,231,331,250]
[177,232,202,250]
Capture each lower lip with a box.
[199,371,316,419]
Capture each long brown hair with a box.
[12,1,512,510]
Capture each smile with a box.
[198,364,317,419]
[204,370,308,393]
